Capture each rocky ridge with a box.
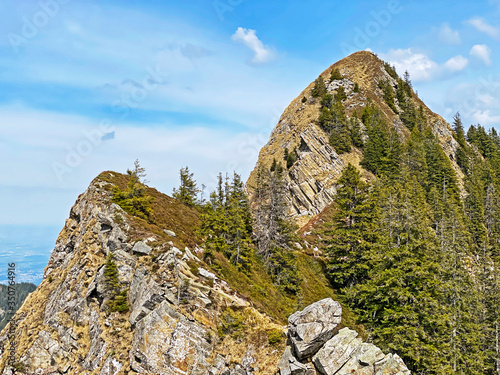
[0,174,284,375]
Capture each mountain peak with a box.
[247,51,463,226]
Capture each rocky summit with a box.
[246,51,463,226]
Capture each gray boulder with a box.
[288,298,342,359]
[132,241,152,255]
[278,346,315,375]
[312,328,363,375]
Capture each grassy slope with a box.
[98,171,363,330]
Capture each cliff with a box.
[0,173,286,374]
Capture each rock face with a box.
[288,298,342,359]
[278,298,410,375]
[246,51,464,223]
[0,174,283,375]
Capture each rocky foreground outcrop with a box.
[278,299,410,375]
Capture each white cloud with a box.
[470,44,492,65]
[0,104,270,224]
[467,17,500,39]
[231,27,276,65]
[438,23,461,45]
[379,49,470,82]
[378,48,439,81]
[444,55,468,71]
[472,109,500,125]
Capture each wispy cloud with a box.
[438,23,461,45]
[472,109,500,125]
[467,17,500,39]
[470,44,492,65]
[379,48,469,82]
[444,55,468,71]
[379,49,439,81]
[231,27,276,65]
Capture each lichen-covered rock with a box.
[130,301,212,374]
[278,346,315,375]
[128,266,165,326]
[288,298,342,359]
[132,240,152,255]
[279,302,410,375]
[312,328,363,374]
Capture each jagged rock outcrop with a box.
[288,298,342,359]
[0,173,284,375]
[278,299,410,375]
[247,51,464,224]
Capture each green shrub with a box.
[353,82,360,93]
[311,77,327,98]
[334,86,347,102]
[187,260,199,276]
[109,289,129,313]
[218,308,245,338]
[330,68,343,81]
[13,362,26,372]
[301,96,307,103]
[268,328,283,345]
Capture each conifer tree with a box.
[173,166,199,207]
[324,164,377,288]
[349,177,450,373]
[311,76,327,98]
[361,107,401,177]
[112,160,153,220]
[199,172,252,270]
[253,167,299,293]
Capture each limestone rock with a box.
[128,266,165,326]
[288,298,342,359]
[279,299,410,375]
[132,241,152,255]
[312,328,363,374]
[130,301,212,374]
[164,229,176,237]
[278,346,315,375]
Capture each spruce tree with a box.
[253,167,299,293]
[172,166,199,207]
[324,164,377,288]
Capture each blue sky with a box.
[1,0,500,226]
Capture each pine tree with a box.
[112,160,153,220]
[349,177,451,373]
[172,166,199,207]
[361,107,401,177]
[311,76,327,98]
[199,173,253,270]
[330,68,343,81]
[403,127,428,188]
[253,167,299,293]
[324,164,377,288]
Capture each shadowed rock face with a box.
[279,298,410,375]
